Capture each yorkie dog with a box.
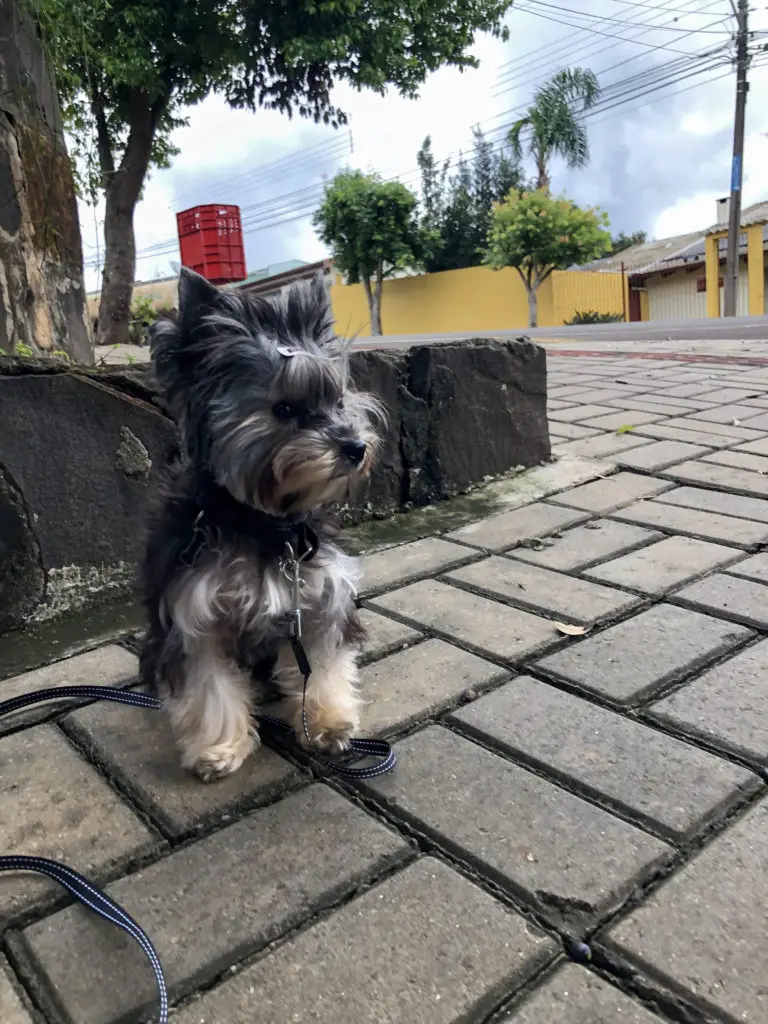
[139,267,382,781]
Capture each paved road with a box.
[351,313,768,348]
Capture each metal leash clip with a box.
[279,541,306,640]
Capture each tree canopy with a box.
[314,169,426,335]
[484,189,611,326]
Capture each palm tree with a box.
[508,68,600,192]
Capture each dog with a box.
[138,267,383,781]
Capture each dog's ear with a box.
[177,267,224,330]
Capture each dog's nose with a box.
[341,439,367,465]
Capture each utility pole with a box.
[723,0,749,317]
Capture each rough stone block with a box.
[604,799,768,1023]
[507,963,664,1023]
[18,785,410,1024]
[723,552,768,584]
[64,698,302,838]
[535,604,751,706]
[583,536,741,596]
[358,608,421,662]
[615,440,710,472]
[446,557,640,626]
[661,459,768,498]
[548,473,673,514]
[447,502,587,552]
[360,638,508,736]
[671,572,768,629]
[362,727,670,926]
[648,638,768,761]
[359,536,479,595]
[172,857,557,1024]
[0,725,158,920]
[450,677,756,838]
[0,959,34,1024]
[610,499,768,548]
[368,579,559,662]
[508,519,662,573]
[0,644,137,735]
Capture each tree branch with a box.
[92,95,115,185]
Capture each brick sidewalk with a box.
[2,350,768,1023]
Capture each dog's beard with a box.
[266,435,373,514]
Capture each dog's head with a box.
[151,268,383,515]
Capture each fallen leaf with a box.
[616,424,635,435]
[554,622,588,636]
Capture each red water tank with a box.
[176,204,247,284]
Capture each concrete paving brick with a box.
[0,725,158,920]
[0,959,34,1024]
[19,785,411,1024]
[603,398,700,416]
[549,404,617,423]
[64,699,302,839]
[660,459,768,498]
[693,386,765,403]
[605,798,768,1023]
[450,677,755,839]
[556,387,643,403]
[172,857,557,1024]
[0,645,138,736]
[640,396,725,411]
[579,410,666,431]
[659,416,765,441]
[368,580,559,662]
[723,551,768,584]
[507,963,666,1023]
[654,382,720,398]
[583,536,740,596]
[702,448,768,473]
[362,727,670,924]
[737,409,768,431]
[447,501,587,552]
[671,572,768,629]
[547,421,602,440]
[735,436,768,457]
[648,638,768,761]
[552,432,652,460]
[686,403,766,425]
[360,638,508,736]
[614,440,710,472]
[508,519,663,572]
[547,472,673,514]
[446,557,640,626]
[633,422,736,448]
[656,484,768,523]
[359,536,479,595]
[547,398,579,409]
[535,604,751,705]
[358,608,421,662]
[610,499,768,548]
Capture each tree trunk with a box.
[0,0,92,362]
[95,92,158,348]
[526,286,538,328]
[361,271,383,336]
[535,151,550,192]
[97,183,139,347]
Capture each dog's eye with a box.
[273,401,297,421]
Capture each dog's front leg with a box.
[164,636,259,781]
[272,632,362,753]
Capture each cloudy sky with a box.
[78,0,768,292]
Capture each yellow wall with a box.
[330,265,627,337]
[87,278,179,320]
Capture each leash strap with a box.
[0,855,169,1024]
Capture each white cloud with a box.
[80,2,768,293]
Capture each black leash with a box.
[0,607,394,1023]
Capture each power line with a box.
[522,0,733,34]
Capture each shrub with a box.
[565,309,625,325]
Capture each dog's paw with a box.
[297,711,358,755]
[185,732,259,783]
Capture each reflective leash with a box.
[0,545,395,1023]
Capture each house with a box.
[581,200,768,321]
